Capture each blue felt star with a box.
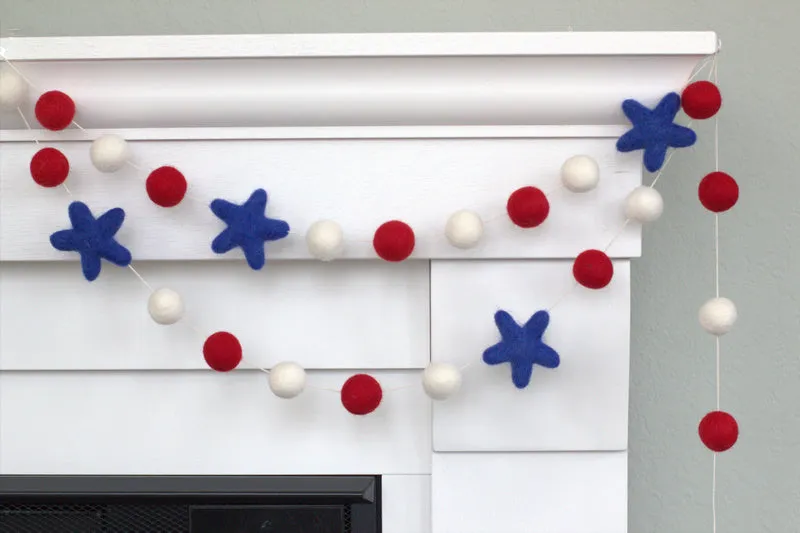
[50,201,132,282]
[483,309,560,389]
[616,92,697,172]
[210,188,290,270]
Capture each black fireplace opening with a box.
[0,475,381,533]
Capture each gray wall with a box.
[1,1,797,531]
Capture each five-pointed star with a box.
[616,92,697,172]
[483,309,560,389]
[209,188,290,270]
[49,201,132,282]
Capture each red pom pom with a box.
[682,81,722,120]
[203,331,242,372]
[146,166,188,207]
[35,90,76,131]
[373,220,415,261]
[30,147,69,187]
[507,186,549,228]
[341,374,383,415]
[699,171,738,213]
[573,249,613,289]
[699,411,739,452]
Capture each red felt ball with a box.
[146,166,188,207]
[682,81,722,120]
[698,171,739,213]
[30,147,69,187]
[573,249,614,289]
[203,331,242,372]
[507,186,549,228]
[35,90,76,131]
[341,374,383,415]
[699,411,739,452]
[373,220,415,262]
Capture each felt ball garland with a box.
[573,249,613,289]
[203,331,242,372]
[35,90,75,131]
[341,374,383,415]
[30,147,70,188]
[146,166,188,207]
[0,67,27,108]
[682,81,722,120]
[507,186,549,228]
[699,171,739,213]
[373,220,415,261]
[698,411,739,452]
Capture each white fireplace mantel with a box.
[0,32,716,533]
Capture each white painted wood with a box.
[430,260,630,451]
[381,475,431,533]
[0,370,431,475]
[0,261,429,371]
[0,32,718,60]
[0,138,641,261]
[431,452,627,533]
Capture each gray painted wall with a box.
[1,1,797,531]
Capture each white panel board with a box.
[0,370,431,475]
[431,260,630,451]
[0,260,429,371]
[431,452,627,533]
[0,138,641,261]
[382,475,431,533]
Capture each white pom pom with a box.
[561,155,600,193]
[0,67,27,109]
[625,186,664,223]
[699,297,737,335]
[306,220,344,261]
[90,134,130,173]
[445,210,483,249]
[269,362,306,399]
[422,362,462,400]
[147,288,184,325]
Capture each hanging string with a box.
[711,52,720,533]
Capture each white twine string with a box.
[711,52,721,533]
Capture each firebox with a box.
[0,475,380,532]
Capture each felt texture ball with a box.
[422,363,463,400]
[30,147,69,188]
[268,362,307,399]
[561,155,600,193]
[625,186,664,223]
[699,411,739,452]
[699,172,738,213]
[0,67,27,109]
[373,220,415,261]
[507,186,549,228]
[573,249,613,289]
[35,90,75,131]
[340,374,382,415]
[445,210,483,249]
[90,134,130,173]
[699,297,737,335]
[147,166,187,207]
[682,81,722,120]
[203,331,242,372]
[306,220,344,261]
[147,288,184,325]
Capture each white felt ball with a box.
[269,362,306,399]
[306,220,344,261]
[561,155,600,193]
[147,288,184,325]
[625,186,664,223]
[699,297,737,335]
[0,67,27,109]
[445,210,483,249]
[90,134,131,173]
[422,363,462,400]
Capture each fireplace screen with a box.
[0,475,379,533]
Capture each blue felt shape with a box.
[483,309,560,389]
[616,92,697,172]
[49,201,132,282]
[209,188,290,270]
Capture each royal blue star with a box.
[49,201,132,282]
[209,188,290,270]
[483,309,560,389]
[616,92,697,172]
